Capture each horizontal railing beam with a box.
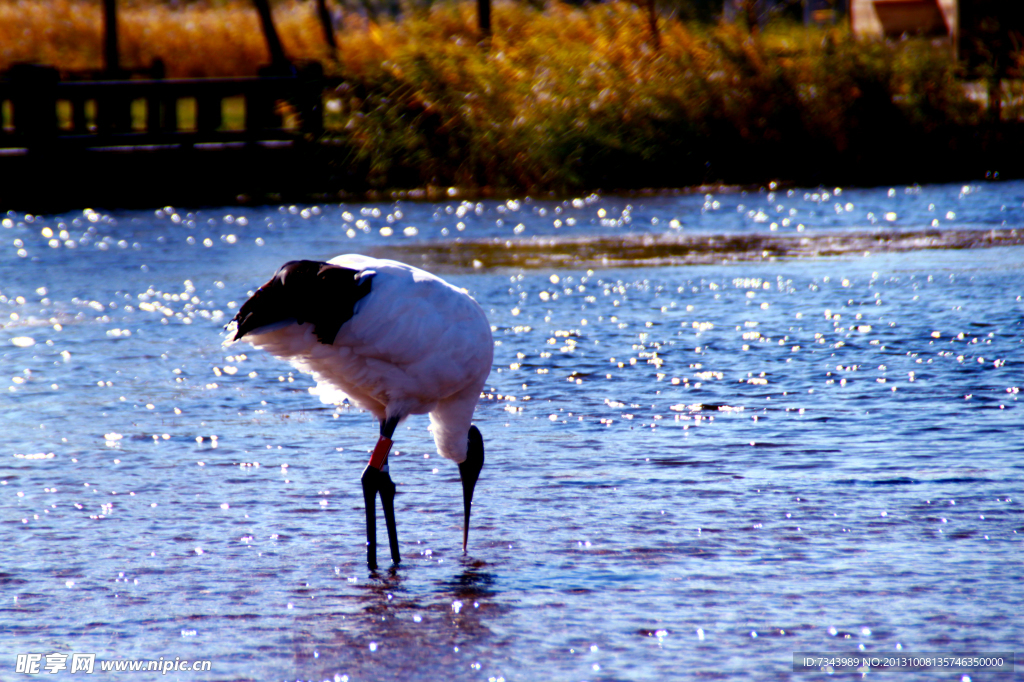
[0,71,324,150]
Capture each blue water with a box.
[2,181,1022,681]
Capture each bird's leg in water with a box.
[361,416,401,569]
[377,423,401,566]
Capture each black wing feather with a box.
[232,260,373,345]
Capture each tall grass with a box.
[2,0,999,192]
[321,3,985,191]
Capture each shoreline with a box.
[3,125,1023,214]
[369,228,1024,272]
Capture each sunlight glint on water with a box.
[1,181,1022,681]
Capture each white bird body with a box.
[237,255,493,463]
[228,254,492,568]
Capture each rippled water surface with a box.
[2,181,1023,681]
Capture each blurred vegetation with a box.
[2,0,1014,193]
[0,0,329,76]
[317,2,988,191]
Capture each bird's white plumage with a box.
[234,255,493,463]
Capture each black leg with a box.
[379,471,400,564]
[378,415,401,565]
[361,466,380,570]
[362,416,402,569]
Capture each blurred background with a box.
[0,0,1022,209]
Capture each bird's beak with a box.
[458,426,485,553]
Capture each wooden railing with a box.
[0,63,324,152]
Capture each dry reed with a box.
[0,0,330,76]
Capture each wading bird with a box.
[226,255,493,569]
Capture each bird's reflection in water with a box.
[292,560,508,680]
[437,558,497,601]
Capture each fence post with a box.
[9,64,59,152]
[244,81,267,135]
[96,74,132,136]
[70,91,89,134]
[197,81,223,134]
[147,59,164,134]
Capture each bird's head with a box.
[458,425,485,554]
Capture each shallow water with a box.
[2,181,1023,681]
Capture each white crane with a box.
[226,254,493,569]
